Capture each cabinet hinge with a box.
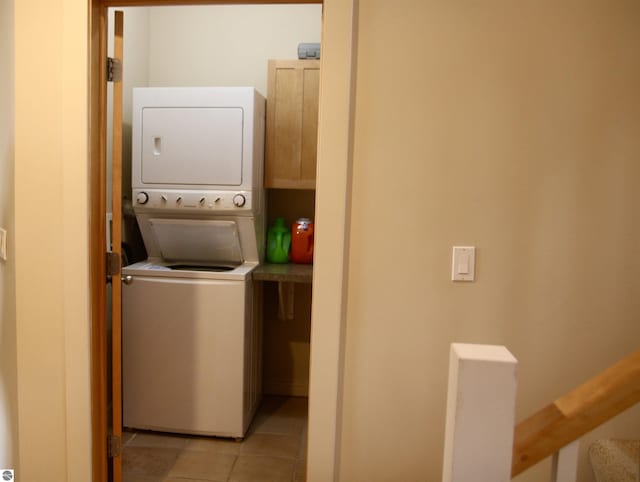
[107,434,121,458]
[106,251,121,278]
[107,57,122,82]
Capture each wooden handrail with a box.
[511,348,640,477]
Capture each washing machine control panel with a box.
[132,189,255,214]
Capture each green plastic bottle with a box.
[266,217,291,263]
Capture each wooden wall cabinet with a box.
[265,59,320,189]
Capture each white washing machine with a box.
[122,87,265,438]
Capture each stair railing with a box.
[442,345,640,482]
[511,348,640,477]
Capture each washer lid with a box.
[149,218,243,265]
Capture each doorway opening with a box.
[91,3,323,481]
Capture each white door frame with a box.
[307,1,357,480]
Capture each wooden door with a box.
[110,10,125,482]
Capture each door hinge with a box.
[107,434,121,458]
[106,251,121,278]
[107,57,122,82]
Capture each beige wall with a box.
[146,4,322,97]
[14,0,92,480]
[329,1,640,481]
[0,0,18,470]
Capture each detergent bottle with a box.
[291,218,314,264]
[266,217,291,263]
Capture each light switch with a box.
[458,254,470,274]
[0,228,6,261]
[452,246,475,281]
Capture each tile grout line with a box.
[225,454,239,482]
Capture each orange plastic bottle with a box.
[290,218,314,264]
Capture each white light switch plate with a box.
[0,228,7,261]
[452,246,475,281]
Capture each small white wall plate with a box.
[0,228,7,261]
[452,246,475,281]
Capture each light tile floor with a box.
[123,396,308,482]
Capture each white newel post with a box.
[442,343,518,482]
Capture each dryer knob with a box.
[233,194,246,207]
[136,192,149,204]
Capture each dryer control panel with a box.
[132,189,255,215]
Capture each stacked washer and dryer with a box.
[122,87,265,438]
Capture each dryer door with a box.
[141,106,244,186]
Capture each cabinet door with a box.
[265,59,320,189]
